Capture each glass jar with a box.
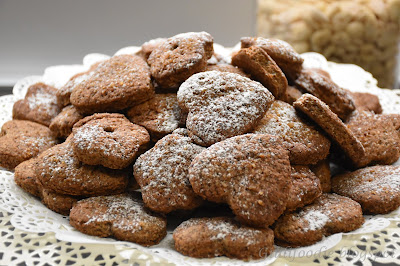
[257,0,400,89]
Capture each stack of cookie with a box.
[1,31,400,261]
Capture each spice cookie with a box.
[178,71,274,146]
[252,100,330,165]
[232,46,288,100]
[346,111,400,167]
[189,134,291,228]
[13,82,61,126]
[148,32,214,88]
[69,193,167,246]
[240,37,304,79]
[35,138,129,196]
[293,94,366,168]
[49,105,84,138]
[70,54,154,114]
[134,129,205,213]
[0,120,58,170]
[274,193,364,247]
[126,94,181,141]
[72,113,150,169]
[173,217,274,260]
[204,64,249,78]
[294,68,355,120]
[332,165,400,214]
[310,159,331,193]
[282,85,303,105]
[349,92,382,114]
[286,165,322,212]
[139,37,166,60]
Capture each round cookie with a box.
[189,134,291,228]
[252,100,331,165]
[40,188,80,216]
[69,193,167,246]
[148,31,214,88]
[310,159,331,193]
[332,165,400,214]
[49,105,84,138]
[134,129,205,213]
[173,217,274,260]
[178,71,274,146]
[126,94,181,141]
[13,82,61,126]
[231,46,288,100]
[274,193,364,247]
[35,137,129,197]
[72,113,150,169]
[0,120,58,170]
[70,54,154,114]
[293,94,366,168]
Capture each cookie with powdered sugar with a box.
[69,193,167,246]
[189,134,291,228]
[332,165,400,214]
[49,105,84,138]
[173,217,274,260]
[0,120,58,170]
[72,113,150,169]
[274,193,364,247]
[138,37,166,61]
[12,82,61,126]
[178,71,274,146]
[134,129,205,213]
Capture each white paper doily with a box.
[2,51,400,265]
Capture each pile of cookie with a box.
[1,31,400,261]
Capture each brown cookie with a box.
[70,54,154,114]
[72,113,150,169]
[126,94,181,141]
[310,159,331,193]
[12,82,61,126]
[49,105,84,138]
[232,46,288,100]
[35,138,129,197]
[286,165,322,212]
[241,37,304,79]
[41,188,80,216]
[173,217,274,260]
[0,120,58,170]
[69,193,167,246]
[139,37,166,60]
[349,92,382,114]
[177,71,274,146]
[282,85,303,105]
[148,32,214,88]
[189,134,291,228]
[332,165,400,214]
[252,100,330,165]
[204,64,249,78]
[274,193,364,247]
[346,111,400,167]
[134,129,205,213]
[293,94,366,168]
[294,68,355,120]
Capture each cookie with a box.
[0,120,58,170]
[252,100,330,165]
[126,94,181,141]
[69,193,167,246]
[72,113,150,169]
[349,92,382,114]
[274,193,364,247]
[231,46,288,100]
[294,68,355,120]
[189,134,291,228]
[346,111,400,167]
[49,105,84,138]
[139,37,166,60]
[148,32,214,88]
[332,165,400,214]
[134,129,205,213]
[204,64,249,78]
[286,165,322,212]
[310,159,331,193]
[12,82,61,126]
[282,85,303,105]
[240,37,304,79]
[293,94,366,167]
[70,54,154,114]
[178,71,274,146]
[35,138,129,196]
[173,217,274,260]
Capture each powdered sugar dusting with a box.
[27,87,59,117]
[301,210,330,232]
